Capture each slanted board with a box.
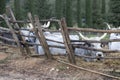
[59,18,76,64]
[3,14,24,54]
[6,7,31,56]
[34,15,53,59]
[28,13,53,59]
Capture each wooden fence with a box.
[0,7,120,64]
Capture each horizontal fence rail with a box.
[68,27,120,33]
[8,19,59,23]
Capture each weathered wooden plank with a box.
[0,35,16,42]
[59,18,76,64]
[6,7,32,56]
[34,15,53,59]
[0,42,17,48]
[31,54,120,59]
[68,27,120,33]
[8,19,59,23]
[71,39,120,43]
[0,26,10,31]
[28,13,53,59]
[6,6,19,29]
[3,14,24,54]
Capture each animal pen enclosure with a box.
[0,7,120,79]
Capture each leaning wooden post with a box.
[28,13,53,59]
[3,14,24,54]
[6,7,31,56]
[34,15,53,59]
[59,18,76,64]
[6,6,19,28]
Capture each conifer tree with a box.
[55,0,63,19]
[66,0,73,27]
[0,0,6,27]
[0,0,6,14]
[109,0,120,26]
[92,0,102,28]
[101,0,107,22]
[77,0,82,27]
[85,0,92,27]
[14,0,22,20]
[24,0,34,18]
[34,0,51,19]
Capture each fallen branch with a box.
[56,58,120,80]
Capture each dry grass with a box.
[0,44,120,80]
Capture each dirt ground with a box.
[0,43,120,80]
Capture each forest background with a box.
[0,0,120,29]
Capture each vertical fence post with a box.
[6,7,31,56]
[59,18,76,64]
[28,13,53,59]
